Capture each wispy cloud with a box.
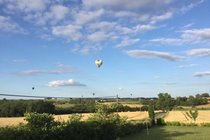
[186,48,210,57]
[2,0,48,13]
[182,28,210,42]
[178,64,198,68]
[193,71,210,77]
[150,28,210,45]
[150,38,184,46]
[73,45,102,55]
[116,38,140,48]
[52,24,82,41]
[180,0,204,14]
[83,0,172,10]
[48,79,86,87]
[16,64,77,75]
[150,12,173,24]
[182,23,194,29]
[0,0,204,55]
[126,50,183,61]
[12,59,28,63]
[74,9,104,25]
[87,31,109,42]
[0,15,26,33]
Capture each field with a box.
[121,126,210,140]
[0,111,148,127]
[164,110,210,124]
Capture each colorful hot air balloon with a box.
[95,59,103,68]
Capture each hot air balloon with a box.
[95,59,103,68]
[32,87,35,90]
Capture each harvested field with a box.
[164,110,210,124]
[0,111,148,127]
[101,102,143,108]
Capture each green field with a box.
[121,126,210,140]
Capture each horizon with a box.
[1,0,210,98]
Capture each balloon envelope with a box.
[95,59,103,68]
[32,87,35,90]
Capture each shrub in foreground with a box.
[0,106,150,140]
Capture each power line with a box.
[0,93,116,99]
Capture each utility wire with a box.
[0,92,116,99]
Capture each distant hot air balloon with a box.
[32,87,35,90]
[95,59,103,68]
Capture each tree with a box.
[156,93,175,112]
[184,108,198,123]
[148,103,155,125]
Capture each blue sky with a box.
[0,0,210,98]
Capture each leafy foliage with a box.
[184,108,198,122]
[0,100,55,117]
[156,93,175,112]
[0,105,150,140]
[148,103,155,125]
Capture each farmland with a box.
[165,110,210,124]
[0,111,148,127]
[121,126,210,140]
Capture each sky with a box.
[0,0,210,98]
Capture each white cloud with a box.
[182,23,194,29]
[89,21,117,32]
[0,15,26,33]
[180,0,204,14]
[48,79,86,87]
[181,28,210,42]
[116,38,140,48]
[87,31,109,42]
[16,65,77,75]
[3,0,48,12]
[47,5,69,22]
[150,12,173,24]
[178,64,198,68]
[23,4,69,25]
[135,24,156,32]
[52,24,82,41]
[193,71,210,77]
[186,48,210,57]
[74,9,104,25]
[83,0,172,10]
[114,24,155,35]
[127,50,183,61]
[73,45,103,55]
[150,38,184,45]
[150,28,210,45]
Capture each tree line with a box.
[141,93,209,112]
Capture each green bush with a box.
[200,123,210,127]
[164,121,198,126]
[165,121,181,126]
[24,112,57,130]
[156,118,165,126]
[0,108,150,140]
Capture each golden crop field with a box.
[101,102,143,108]
[164,110,210,124]
[0,111,148,127]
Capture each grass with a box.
[121,126,210,140]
